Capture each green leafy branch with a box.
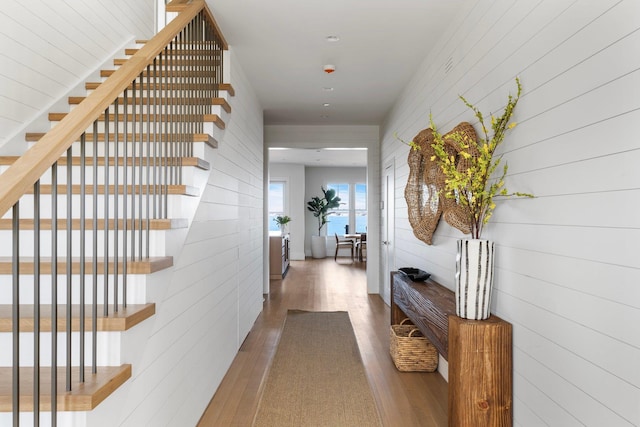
[394,132,421,151]
[274,215,292,226]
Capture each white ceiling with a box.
[268,147,367,167]
[207,0,469,165]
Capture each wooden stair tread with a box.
[166,0,192,12]
[219,83,235,96]
[0,304,155,332]
[0,256,173,275]
[212,97,232,113]
[21,184,199,196]
[0,365,131,411]
[1,154,210,171]
[0,218,188,231]
[48,113,225,129]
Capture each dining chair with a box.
[356,233,367,261]
[334,233,355,261]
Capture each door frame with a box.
[382,160,395,305]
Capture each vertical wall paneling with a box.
[381,0,640,425]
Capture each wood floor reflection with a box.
[197,257,448,427]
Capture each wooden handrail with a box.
[0,0,224,217]
[167,0,228,48]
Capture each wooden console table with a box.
[391,271,513,427]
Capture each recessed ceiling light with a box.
[322,87,334,92]
[323,103,330,107]
[326,35,340,42]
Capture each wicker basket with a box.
[390,319,438,372]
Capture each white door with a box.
[382,161,395,304]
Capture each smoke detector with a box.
[323,64,336,74]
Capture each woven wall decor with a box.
[404,127,444,245]
[404,122,478,243]
[440,122,478,235]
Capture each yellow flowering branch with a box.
[430,77,533,239]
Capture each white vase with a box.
[455,239,495,320]
[310,235,327,258]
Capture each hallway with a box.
[198,258,448,426]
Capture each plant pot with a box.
[455,239,495,320]
[310,235,327,259]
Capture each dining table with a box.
[343,233,365,261]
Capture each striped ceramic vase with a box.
[455,239,495,320]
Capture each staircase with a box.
[0,2,233,425]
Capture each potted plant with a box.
[429,77,533,320]
[307,187,341,258]
[274,215,292,234]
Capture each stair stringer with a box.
[80,142,228,427]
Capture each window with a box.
[355,183,367,233]
[268,181,286,232]
[326,182,367,235]
[327,183,349,236]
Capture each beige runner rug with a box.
[252,310,382,427]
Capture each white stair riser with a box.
[1,164,199,188]
[82,87,231,100]
[67,102,224,118]
[0,229,168,257]
[48,114,224,135]
[202,123,223,147]
[2,195,190,220]
[19,142,210,167]
[0,411,86,426]
[0,274,148,305]
[0,331,122,367]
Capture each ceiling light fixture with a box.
[326,35,340,42]
[322,87,334,92]
[323,103,330,107]
[323,64,336,74]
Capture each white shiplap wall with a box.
[157,48,265,426]
[381,0,640,425]
[0,0,155,150]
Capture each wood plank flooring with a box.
[197,258,448,426]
